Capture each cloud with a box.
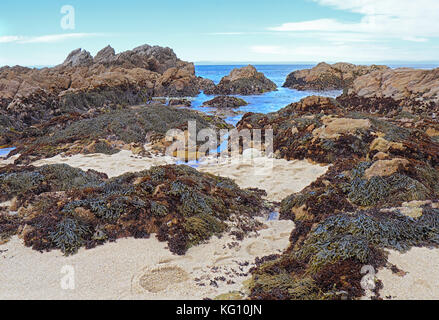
[0,33,105,44]
[270,0,439,41]
[0,36,23,43]
[269,19,361,32]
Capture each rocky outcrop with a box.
[238,95,439,300]
[0,44,207,133]
[202,96,248,109]
[238,95,439,165]
[7,104,230,164]
[167,98,192,107]
[342,67,439,113]
[205,65,277,95]
[283,62,389,91]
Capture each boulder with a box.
[202,96,248,108]
[346,67,439,108]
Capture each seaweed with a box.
[11,105,230,163]
[0,163,267,256]
[49,217,92,255]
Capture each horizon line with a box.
[3,61,439,69]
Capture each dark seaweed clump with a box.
[250,207,439,300]
[0,164,266,256]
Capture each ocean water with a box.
[0,147,15,158]
[192,65,342,125]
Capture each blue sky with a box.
[1,0,438,66]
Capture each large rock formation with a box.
[0,44,206,132]
[340,67,439,114]
[205,65,277,95]
[283,62,389,91]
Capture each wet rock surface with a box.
[205,65,277,95]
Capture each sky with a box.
[0,0,439,66]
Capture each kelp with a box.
[0,164,267,256]
[249,207,439,300]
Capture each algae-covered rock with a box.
[10,104,230,163]
[202,96,248,109]
[0,44,214,139]
[237,96,439,166]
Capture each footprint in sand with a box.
[246,241,271,256]
[131,265,189,294]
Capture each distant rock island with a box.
[205,65,277,95]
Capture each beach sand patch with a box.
[29,151,329,202]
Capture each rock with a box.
[93,45,116,64]
[202,96,248,108]
[283,62,389,91]
[369,137,404,153]
[197,77,216,93]
[168,98,192,107]
[286,96,337,113]
[344,67,439,111]
[313,117,371,140]
[373,152,390,160]
[12,104,230,163]
[0,44,211,133]
[237,95,439,165]
[206,65,277,95]
[364,158,410,179]
[62,48,93,67]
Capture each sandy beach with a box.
[0,217,294,300]
[2,151,439,300]
[377,248,439,300]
